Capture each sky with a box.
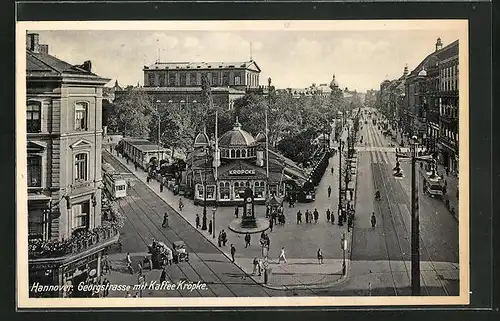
[32,26,463,92]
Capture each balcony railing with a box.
[28,223,120,259]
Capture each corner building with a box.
[26,33,115,297]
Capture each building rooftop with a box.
[145,60,261,72]
[218,121,256,147]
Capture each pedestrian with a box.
[230,244,236,262]
[162,212,169,228]
[208,220,213,234]
[178,198,184,211]
[103,278,110,297]
[331,167,334,174]
[328,186,332,198]
[296,210,302,224]
[371,212,377,228]
[317,248,324,264]
[195,214,200,229]
[305,210,310,223]
[446,166,450,176]
[134,162,138,171]
[269,217,274,232]
[222,230,228,246]
[235,207,239,218]
[252,257,259,275]
[160,267,166,283]
[326,208,331,222]
[278,247,287,263]
[159,182,164,192]
[258,259,264,276]
[331,211,335,224]
[347,215,353,232]
[218,231,222,247]
[166,248,173,265]
[266,206,270,218]
[313,208,319,223]
[245,232,251,248]
[137,262,143,275]
[349,189,354,200]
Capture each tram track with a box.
[368,120,457,296]
[103,150,272,297]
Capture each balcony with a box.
[28,223,120,262]
[438,136,458,153]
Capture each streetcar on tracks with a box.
[102,161,127,199]
[421,170,444,198]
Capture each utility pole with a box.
[395,136,436,296]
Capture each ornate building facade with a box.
[26,33,115,297]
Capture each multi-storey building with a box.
[404,38,458,170]
[115,60,262,111]
[26,33,115,297]
[378,65,408,129]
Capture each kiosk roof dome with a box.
[219,119,255,147]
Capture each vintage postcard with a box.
[16,20,469,308]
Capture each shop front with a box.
[28,230,119,298]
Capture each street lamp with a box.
[201,148,208,230]
[341,232,347,275]
[212,207,216,239]
[338,140,343,225]
[156,100,161,165]
[395,135,435,296]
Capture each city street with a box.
[338,108,459,296]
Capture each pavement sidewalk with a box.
[108,150,349,289]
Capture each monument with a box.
[228,186,270,234]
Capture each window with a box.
[206,185,215,199]
[158,73,165,86]
[72,201,90,231]
[168,73,176,86]
[190,73,197,86]
[212,72,219,86]
[220,182,230,200]
[254,181,265,198]
[234,182,245,199]
[75,153,88,182]
[180,73,186,86]
[27,101,41,133]
[28,155,42,187]
[74,103,88,130]
[28,209,45,240]
[242,150,247,158]
[223,72,230,86]
[148,73,155,86]
[236,150,241,158]
[231,150,235,158]
[234,75,241,85]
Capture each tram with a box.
[102,161,127,199]
[421,171,444,198]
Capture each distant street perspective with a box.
[25,28,460,298]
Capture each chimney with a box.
[403,64,409,76]
[26,33,40,52]
[435,37,443,51]
[39,44,49,54]
[82,60,92,72]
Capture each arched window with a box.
[236,150,241,158]
[242,149,247,158]
[234,182,239,188]
[231,150,235,158]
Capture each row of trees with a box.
[103,79,355,164]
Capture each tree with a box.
[112,89,153,137]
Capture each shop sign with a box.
[30,262,60,270]
[229,169,255,176]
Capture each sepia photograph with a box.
[16,20,469,308]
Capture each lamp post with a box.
[341,232,347,275]
[156,100,161,164]
[212,207,216,239]
[395,135,436,296]
[202,148,208,230]
[338,140,343,223]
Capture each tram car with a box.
[422,171,444,198]
[119,138,169,171]
[102,161,127,199]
